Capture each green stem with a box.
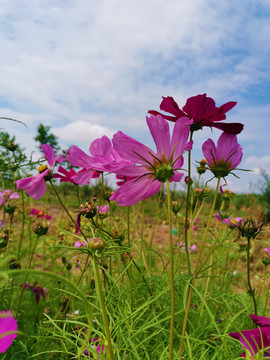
[93,258,114,360]
[166,180,175,360]
[263,270,270,316]
[17,191,25,259]
[149,187,163,262]
[184,131,193,274]
[179,177,220,358]
[127,206,133,310]
[15,234,40,318]
[247,237,257,316]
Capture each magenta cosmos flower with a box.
[149,94,243,134]
[67,136,132,185]
[229,314,270,357]
[202,132,243,178]
[109,115,192,206]
[15,144,56,200]
[0,310,18,353]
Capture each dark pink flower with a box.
[67,136,132,185]
[149,94,243,134]
[116,175,136,186]
[20,282,48,304]
[30,208,51,220]
[0,310,18,353]
[53,166,77,183]
[110,115,192,206]
[229,314,270,357]
[16,144,56,200]
[202,132,243,178]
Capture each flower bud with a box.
[184,176,193,185]
[88,238,105,251]
[171,201,181,216]
[240,219,263,239]
[9,258,21,269]
[7,141,18,152]
[4,205,16,215]
[197,158,207,174]
[33,220,49,236]
[79,201,97,219]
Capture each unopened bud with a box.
[9,258,21,269]
[88,238,105,251]
[7,141,18,152]
[4,205,16,215]
[33,220,49,236]
[197,158,207,174]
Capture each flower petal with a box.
[146,115,171,160]
[112,131,155,166]
[110,177,161,206]
[41,144,56,168]
[89,136,112,157]
[67,146,93,168]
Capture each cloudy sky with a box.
[1,0,270,192]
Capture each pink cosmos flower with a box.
[229,314,270,357]
[53,166,77,183]
[264,248,270,256]
[149,94,243,134]
[20,282,48,304]
[178,243,196,253]
[97,205,109,215]
[215,213,243,228]
[0,190,19,207]
[30,208,51,220]
[67,136,132,185]
[202,132,243,178]
[110,115,192,206]
[15,144,56,200]
[0,310,18,353]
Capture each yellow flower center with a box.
[38,165,48,174]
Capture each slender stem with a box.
[93,258,114,360]
[17,191,25,259]
[184,131,193,274]
[15,234,40,318]
[263,270,270,316]
[149,187,163,258]
[166,180,175,360]
[179,177,221,358]
[127,206,133,310]
[247,237,257,316]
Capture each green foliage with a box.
[34,124,60,152]
[0,131,27,187]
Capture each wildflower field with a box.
[1,94,270,359]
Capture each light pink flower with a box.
[97,205,109,215]
[0,190,19,207]
[110,115,192,206]
[0,310,18,353]
[67,136,132,185]
[202,132,243,178]
[15,144,56,200]
[149,94,243,134]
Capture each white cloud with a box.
[244,155,270,174]
[53,121,115,144]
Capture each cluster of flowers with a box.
[16,94,244,207]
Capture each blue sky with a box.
[1,0,270,192]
